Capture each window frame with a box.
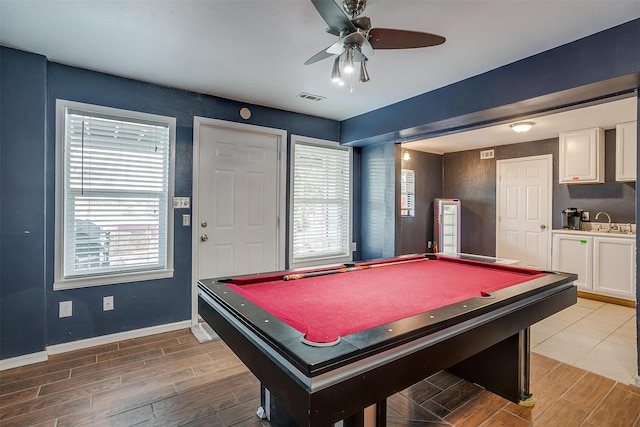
[289,135,353,269]
[54,99,176,290]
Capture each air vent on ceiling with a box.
[298,92,326,101]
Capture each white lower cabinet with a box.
[552,233,592,291]
[552,231,636,301]
[593,236,636,299]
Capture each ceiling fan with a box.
[305,0,446,85]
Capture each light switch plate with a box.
[173,197,190,209]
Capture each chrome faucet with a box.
[594,211,611,232]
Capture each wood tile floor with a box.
[1,327,640,426]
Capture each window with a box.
[55,100,175,289]
[290,136,352,267]
[400,169,415,217]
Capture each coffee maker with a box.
[562,208,583,230]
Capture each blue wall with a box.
[0,47,340,359]
[360,142,396,260]
[1,48,48,358]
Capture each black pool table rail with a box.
[198,260,577,426]
[197,268,577,377]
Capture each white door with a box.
[496,155,552,269]
[192,117,286,323]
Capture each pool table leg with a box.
[342,399,386,427]
[342,410,364,427]
[518,328,535,406]
[446,328,533,405]
[375,399,387,427]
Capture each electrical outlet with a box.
[103,296,114,311]
[59,301,72,318]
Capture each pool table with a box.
[197,253,577,426]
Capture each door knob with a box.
[540,224,547,230]
[201,221,207,228]
[200,234,208,242]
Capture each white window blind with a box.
[56,101,174,288]
[291,140,351,264]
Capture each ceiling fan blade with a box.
[369,28,445,49]
[310,0,357,36]
[304,48,335,65]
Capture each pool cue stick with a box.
[282,256,428,281]
[366,257,429,269]
[283,265,366,281]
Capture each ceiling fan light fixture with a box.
[331,56,342,83]
[359,59,370,82]
[307,0,447,86]
[343,46,355,74]
[511,121,535,133]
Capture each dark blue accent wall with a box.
[360,142,396,260]
[1,47,340,358]
[1,48,48,359]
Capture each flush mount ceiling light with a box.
[511,122,535,133]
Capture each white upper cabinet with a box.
[559,127,605,184]
[615,121,637,182]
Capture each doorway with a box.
[496,154,553,269]
[191,117,287,324]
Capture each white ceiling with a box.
[405,96,638,154]
[1,0,639,123]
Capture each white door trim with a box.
[495,154,553,268]
[191,117,287,325]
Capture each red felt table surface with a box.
[226,258,545,343]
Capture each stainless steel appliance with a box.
[434,198,461,253]
[562,208,583,230]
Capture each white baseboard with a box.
[47,320,191,355]
[1,320,191,371]
[0,351,48,371]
